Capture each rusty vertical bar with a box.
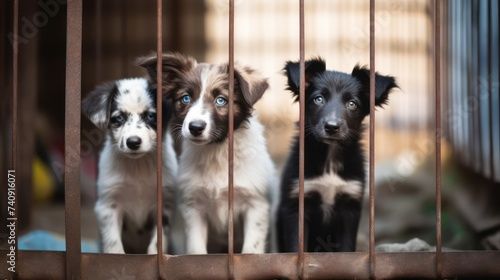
[64,0,82,279]
[368,0,376,278]
[156,0,164,276]
[434,0,442,278]
[95,0,102,82]
[11,0,19,277]
[228,0,235,279]
[298,0,305,278]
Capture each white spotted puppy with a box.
[83,78,177,254]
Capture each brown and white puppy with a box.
[137,53,277,254]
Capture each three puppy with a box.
[83,53,397,254]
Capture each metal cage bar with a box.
[368,0,376,277]
[155,0,165,277]
[2,251,500,279]
[298,0,306,278]
[228,0,235,278]
[64,0,83,279]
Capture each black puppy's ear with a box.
[82,82,118,130]
[351,65,398,107]
[284,57,326,99]
[234,65,269,107]
[136,52,197,98]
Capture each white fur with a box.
[90,78,178,254]
[177,115,276,254]
[290,172,363,223]
[95,133,177,254]
[181,99,213,142]
[111,79,157,155]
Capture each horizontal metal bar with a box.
[3,251,500,279]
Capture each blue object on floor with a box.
[18,230,99,252]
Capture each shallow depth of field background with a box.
[1,0,499,253]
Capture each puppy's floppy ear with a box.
[82,82,118,130]
[284,57,326,99]
[136,52,197,98]
[351,65,398,107]
[234,65,269,107]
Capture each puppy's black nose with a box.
[126,136,142,150]
[189,121,206,136]
[324,121,340,135]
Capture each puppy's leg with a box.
[147,225,168,254]
[278,204,299,252]
[242,202,269,254]
[183,208,208,254]
[95,199,125,254]
[333,196,362,252]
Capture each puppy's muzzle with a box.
[189,120,207,137]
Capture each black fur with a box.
[277,58,398,252]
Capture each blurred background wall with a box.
[1,0,498,252]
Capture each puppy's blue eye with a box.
[215,97,227,106]
[147,113,156,121]
[113,115,124,123]
[313,96,324,105]
[347,101,357,109]
[181,95,191,104]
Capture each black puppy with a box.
[277,58,398,252]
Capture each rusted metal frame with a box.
[227,0,235,279]
[298,0,306,278]
[2,251,500,279]
[64,0,83,279]
[11,0,19,278]
[156,0,165,276]
[368,0,376,278]
[434,0,443,278]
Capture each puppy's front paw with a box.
[147,243,158,254]
[104,243,125,254]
